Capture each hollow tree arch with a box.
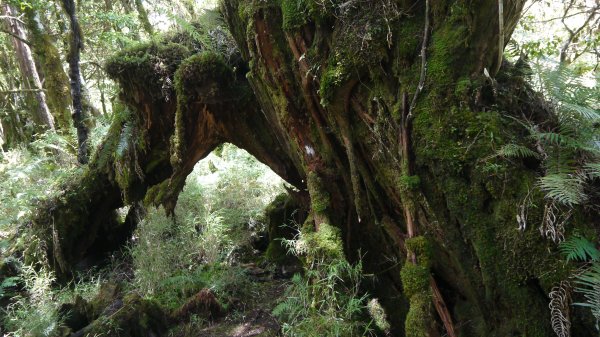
[32,1,598,336]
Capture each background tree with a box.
[61,0,89,163]
[1,2,54,131]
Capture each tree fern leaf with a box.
[497,144,540,159]
[538,173,586,206]
[584,162,600,178]
[560,236,600,262]
[573,263,600,323]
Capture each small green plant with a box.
[274,230,374,337]
[0,131,77,235]
[273,259,373,337]
[2,266,61,337]
[560,236,600,262]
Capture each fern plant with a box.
[498,62,599,209]
[534,63,600,207]
[560,236,600,329]
[560,236,600,262]
[573,263,600,328]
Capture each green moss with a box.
[400,263,430,298]
[307,171,330,214]
[281,0,308,30]
[105,40,191,100]
[408,70,564,334]
[404,292,432,337]
[405,236,432,267]
[83,293,166,336]
[302,222,344,260]
[399,175,421,191]
[318,58,351,107]
[454,77,472,98]
[426,3,470,88]
[175,52,233,90]
[394,16,422,64]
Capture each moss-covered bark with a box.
[24,8,73,130]
[32,1,598,335]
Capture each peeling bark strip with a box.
[1,4,54,131]
[33,1,599,335]
[61,0,89,163]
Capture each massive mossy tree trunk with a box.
[32,1,598,336]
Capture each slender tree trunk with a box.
[0,112,4,151]
[1,3,54,131]
[119,0,134,14]
[61,0,89,164]
[24,7,72,130]
[79,72,102,118]
[134,0,153,36]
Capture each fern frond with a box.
[573,263,600,323]
[115,123,133,158]
[559,236,600,262]
[561,102,600,121]
[497,143,540,159]
[538,173,586,206]
[583,162,600,179]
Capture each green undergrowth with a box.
[273,216,388,336]
[0,143,288,335]
[130,143,285,309]
[0,131,79,236]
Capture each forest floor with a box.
[190,263,288,337]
